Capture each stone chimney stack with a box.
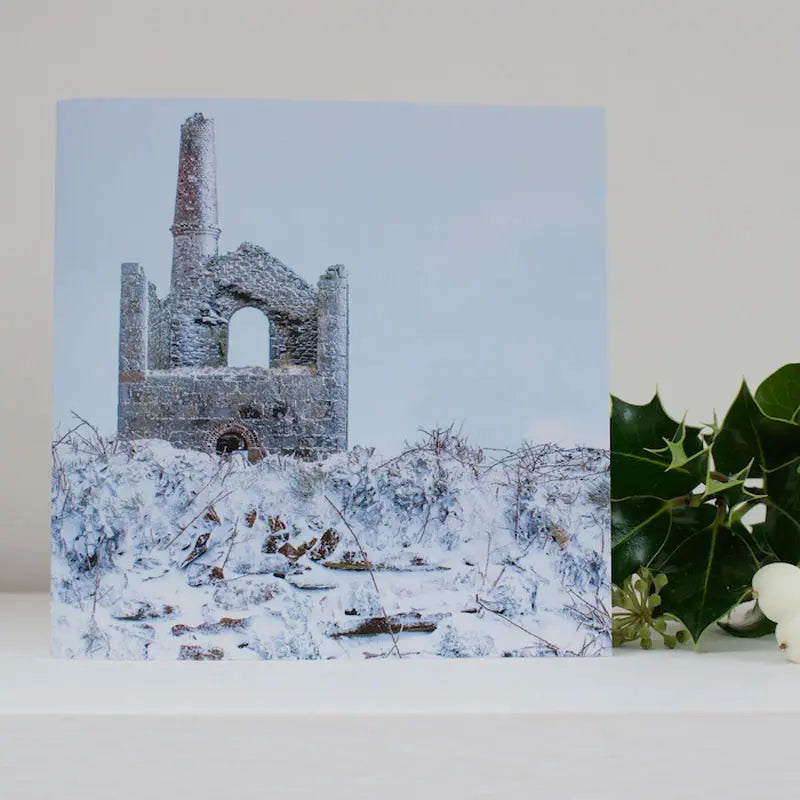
[170,113,221,286]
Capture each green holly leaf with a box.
[762,457,800,564]
[611,394,706,500]
[612,500,718,587]
[611,497,671,585]
[713,382,800,475]
[648,504,719,572]
[754,364,800,422]
[646,418,710,477]
[701,461,751,506]
[658,515,758,642]
[610,379,800,644]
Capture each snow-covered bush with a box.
[51,422,610,660]
[436,624,494,658]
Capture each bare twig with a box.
[220,518,239,570]
[52,420,94,452]
[90,534,107,619]
[482,531,492,585]
[475,594,560,654]
[162,490,233,550]
[70,412,109,457]
[489,565,506,592]
[182,458,230,513]
[324,495,402,658]
[415,501,433,544]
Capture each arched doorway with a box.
[205,422,261,461]
[215,430,248,455]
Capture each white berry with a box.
[775,608,800,663]
[751,562,800,622]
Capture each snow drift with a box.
[51,425,611,659]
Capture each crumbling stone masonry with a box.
[118,113,349,459]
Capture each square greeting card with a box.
[51,99,609,659]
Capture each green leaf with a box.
[755,364,800,422]
[611,500,717,585]
[762,458,800,563]
[749,520,777,560]
[646,419,707,472]
[611,394,706,500]
[717,601,776,638]
[611,497,671,584]
[648,503,718,573]
[713,382,800,475]
[658,515,758,642]
[701,461,751,506]
[609,381,800,644]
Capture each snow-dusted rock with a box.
[178,645,224,661]
[185,563,225,587]
[211,577,282,610]
[110,600,177,621]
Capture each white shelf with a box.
[0,593,794,716]
[2,593,798,800]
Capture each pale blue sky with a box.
[54,99,606,453]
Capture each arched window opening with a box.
[227,307,270,367]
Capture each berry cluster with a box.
[752,563,800,663]
[611,567,689,649]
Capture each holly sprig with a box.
[612,364,800,645]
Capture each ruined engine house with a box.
[117,113,349,459]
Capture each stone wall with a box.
[316,265,349,452]
[168,243,319,368]
[118,262,148,378]
[117,254,349,459]
[147,283,170,370]
[118,366,344,457]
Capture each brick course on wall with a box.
[117,113,349,459]
[118,366,343,457]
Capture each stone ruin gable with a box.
[119,254,349,459]
[117,365,344,457]
[174,242,320,368]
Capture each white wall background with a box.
[1,0,799,593]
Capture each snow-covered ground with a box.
[51,426,611,660]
